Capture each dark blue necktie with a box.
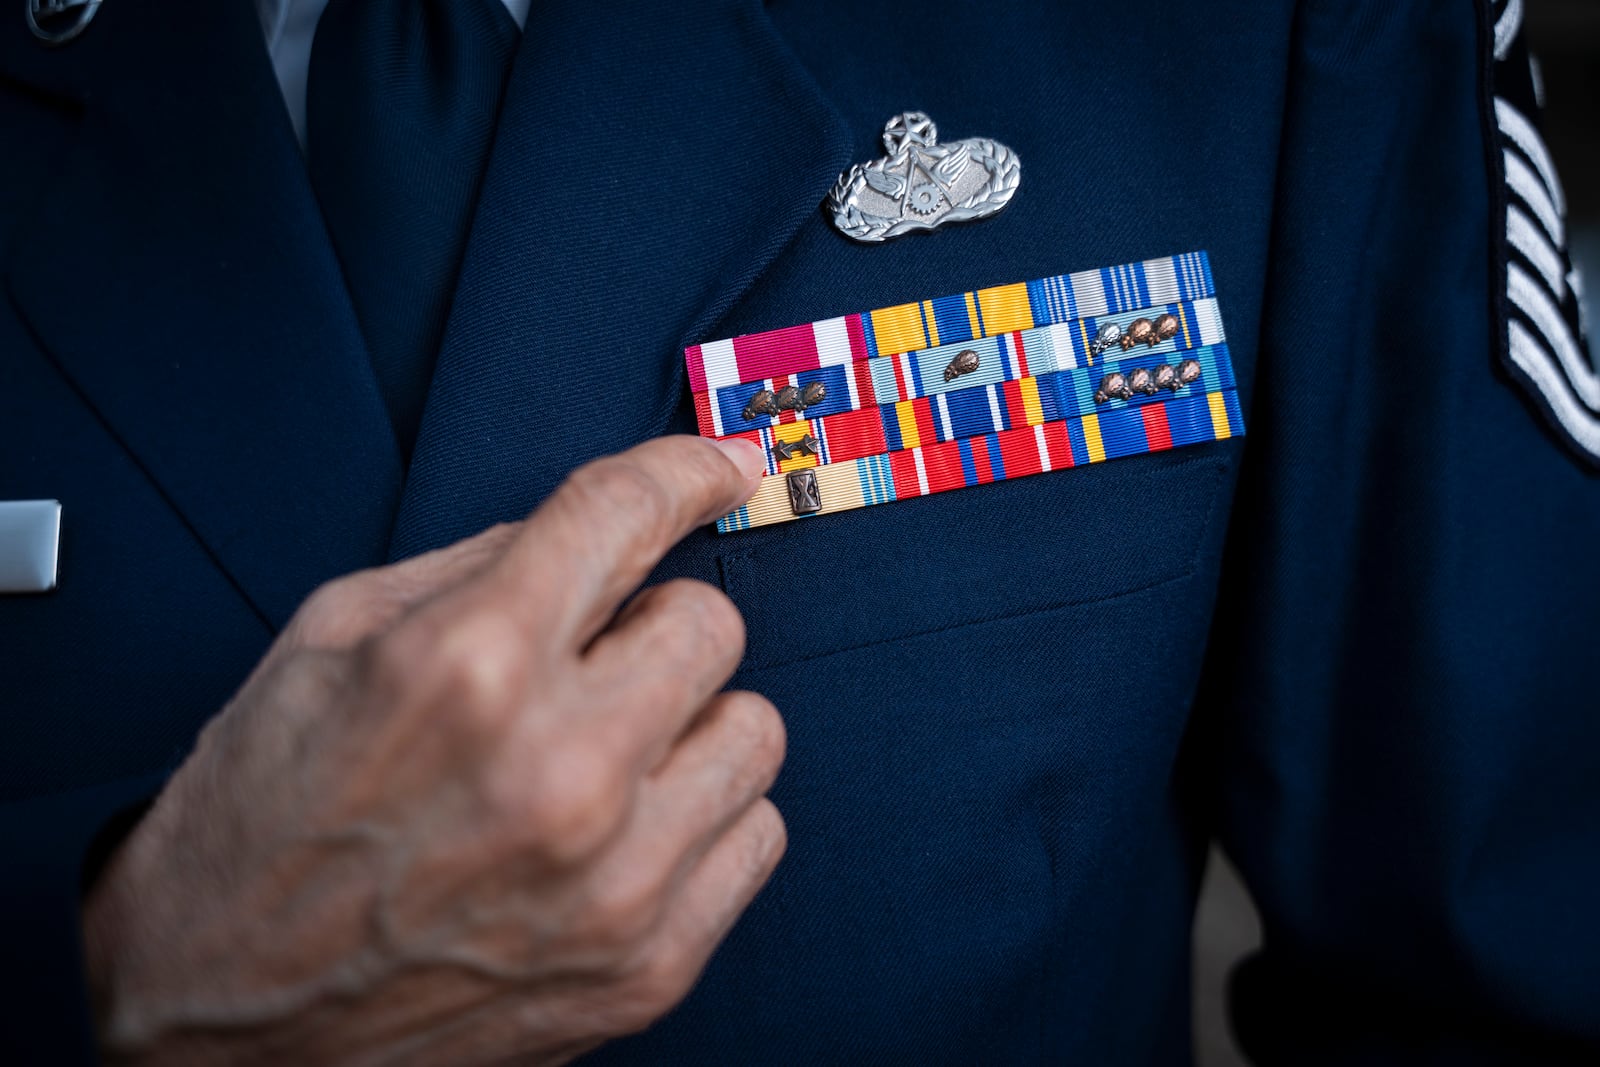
[306,0,519,455]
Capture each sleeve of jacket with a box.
[1201,1,1600,1063]
[0,778,164,1065]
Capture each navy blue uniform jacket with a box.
[3,0,1598,1062]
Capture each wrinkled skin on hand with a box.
[83,436,784,1067]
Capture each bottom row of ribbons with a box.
[718,387,1242,533]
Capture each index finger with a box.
[488,435,765,644]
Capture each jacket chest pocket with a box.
[718,451,1229,671]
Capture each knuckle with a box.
[290,572,374,647]
[360,618,429,696]
[362,611,528,729]
[505,743,630,864]
[749,797,789,863]
[299,574,355,620]
[719,692,786,771]
[688,583,747,653]
[654,581,746,661]
[728,797,788,883]
[610,947,696,1031]
[584,869,668,954]
[428,614,530,714]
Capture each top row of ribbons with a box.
[684,250,1216,396]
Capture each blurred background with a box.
[1192,5,1600,1064]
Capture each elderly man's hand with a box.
[82,436,781,1066]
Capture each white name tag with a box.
[0,500,61,593]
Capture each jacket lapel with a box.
[389,0,852,559]
[2,0,401,628]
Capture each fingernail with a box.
[713,438,767,481]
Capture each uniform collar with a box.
[2,0,403,627]
[254,0,535,147]
[388,0,853,557]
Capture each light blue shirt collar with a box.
[256,0,531,147]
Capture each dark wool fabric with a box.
[1,0,1597,1063]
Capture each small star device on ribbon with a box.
[684,251,1244,533]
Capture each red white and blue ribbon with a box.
[685,252,1244,532]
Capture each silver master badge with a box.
[826,112,1020,243]
[27,0,100,45]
